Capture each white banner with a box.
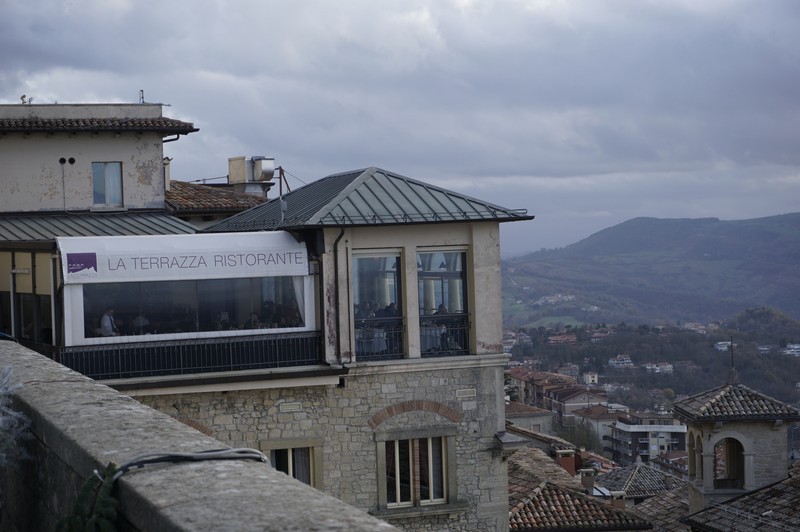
[57,232,307,284]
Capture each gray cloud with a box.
[3,0,799,256]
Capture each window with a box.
[270,447,314,486]
[261,440,323,488]
[384,437,447,508]
[417,251,469,356]
[81,275,305,338]
[92,162,122,207]
[352,254,404,360]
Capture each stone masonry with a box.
[137,358,509,531]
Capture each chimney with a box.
[555,449,576,476]
[579,468,595,493]
[609,491,626,508]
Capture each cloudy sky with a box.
[2,0,799,257]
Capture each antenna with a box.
[728,335,737,383]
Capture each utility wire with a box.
[97,448,269,483]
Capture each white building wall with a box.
[0,104,168,212]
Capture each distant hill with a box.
[502,213,800,328]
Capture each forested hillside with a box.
[511,308,800,408]
[502,213,800,328]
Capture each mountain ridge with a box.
[502,212,800,327]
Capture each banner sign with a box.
[57,232,307,284]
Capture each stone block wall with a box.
[0,342,396,532]
[137,357,510,531]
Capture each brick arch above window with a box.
[172,415,214,436]
[368,400,462,429]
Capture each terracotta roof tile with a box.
[166,181,267,214]
[507,423,578,452]
[682,465,800,531]
[509,447,585,497]
[507,401,551,416]
[0,117,197,134]
[673,383,800,422]
[597,462,687,499]
[509,447,652,530]
[631,486,691,531]
[510,480,652,530]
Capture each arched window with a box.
[713,437,744,489]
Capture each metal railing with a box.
[419,315,470,358]
[354,317,405,362]
[54,332,323,380]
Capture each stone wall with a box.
[135,356,510,531]
[0,342,395,531]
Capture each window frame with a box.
[92,161,123,207]
[374,426,458,513]
[260,438,323,489]
[416,249,470,356]
[351,251,405,360]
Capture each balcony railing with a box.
[49,332,323,380]
[420,315,470,358]
[355,317,405,362]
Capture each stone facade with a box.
[0,343,395,532]
[137,356,509,531]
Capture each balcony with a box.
[354,317,405,362]
[40,332,324,380]
[354,314,472,361]
[419,315,470,358]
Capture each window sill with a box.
[370,500,469,520]
[90,206,127,212]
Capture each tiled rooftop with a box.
[0,117,197,134]
[166,181,267,213]
[509,447,585,496]
[631,486,690,532]
[673,382,800,422]
[506,401,551,417]
[508,447,652,530]
[597,461,687,500]
[506,423,578,452]
[682,462,800,531]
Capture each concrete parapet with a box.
[0,342,396,531]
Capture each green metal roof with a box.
[205,167,534,232]
[0,211,196,247]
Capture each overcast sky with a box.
[2,0,799,257]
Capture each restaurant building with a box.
[0,102,535,530]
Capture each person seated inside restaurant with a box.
[377,302,398,317]
[100,306,120,337]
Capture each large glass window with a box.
[92,162,122,207]
[17,294,52,343]
[385,437,447,507]
[417,251,469,355]
[352,254,403,359]
[82,275,304,338]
